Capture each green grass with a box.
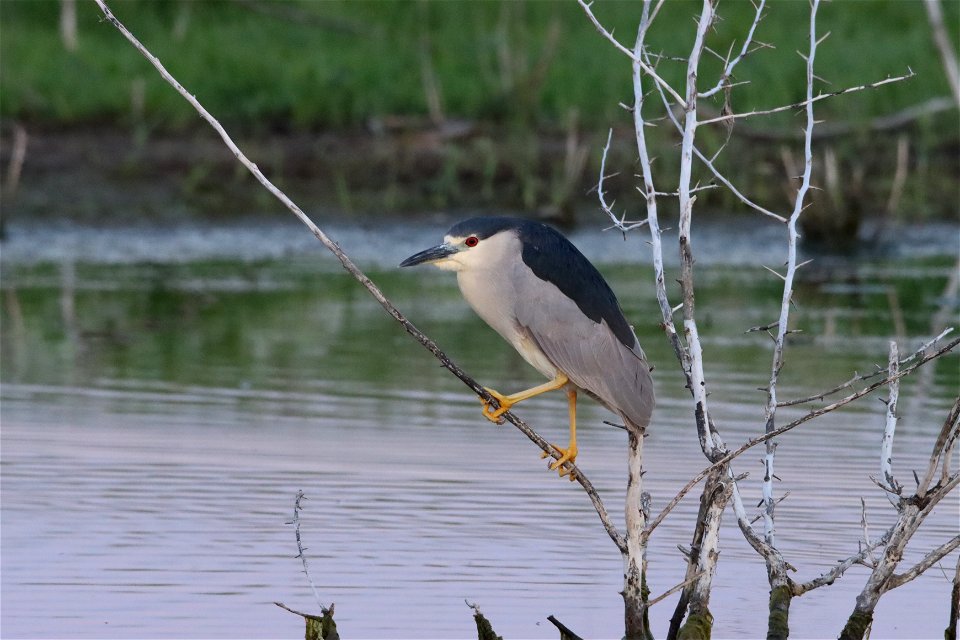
[2,0,957,132]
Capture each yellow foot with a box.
[480,387,512,423]
[540,444,579,481]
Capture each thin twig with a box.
[698,69,916,126]
[646,337,960,532]
[577,0,687,106]
[646,51,788,224]
[916,394,960,500]
[698,0,767,99]
[274,601,327,622]
[648,570,706,607]
[861,497,878,567]
[759,0,820,547]
[777,328,954,406]
[598,129,647,233]
[291,491,327,613]
[793,524,895,595]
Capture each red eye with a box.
[465,236,479,247]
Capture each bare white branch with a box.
[777,328,954,407]
[699,0,767,98]
[646,53,788,223]
[698,69,917,126]
[648,338,960,533]
[597,129,648,233]
[879,342,902,507]
[924,0,960,106]
[758,0,821,549]
[677,0,720,460]
[576,0,687,105]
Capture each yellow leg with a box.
[541,388,579,480]
[480,373,569,423]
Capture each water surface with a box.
[2,220,958,639]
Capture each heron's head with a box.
[399,217,523,273]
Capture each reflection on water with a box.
[1,223,958,639]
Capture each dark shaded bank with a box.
[1,121,957,244]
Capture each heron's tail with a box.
[621,414,649,437]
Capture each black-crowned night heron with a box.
[400,216,654,477]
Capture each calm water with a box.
[1,220,958,639]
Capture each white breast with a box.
[454,232,559,379]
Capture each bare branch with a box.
[793,524,894,595]
[924,0,960,106]
[702,95,956,142]
[632,7,692,382]
[648,337,960,531]
[698,69,916,126]
[950,554,960,640]
[860,497,878,568]
[677,0,721,460]
[576,0,687,105]
[290,491,328,613]
[699,0,767,98]
[917,394,960,500]
[597,129,647,233]
[759,0,821,552]
[648,570,706,607]
[879,342,902,507]
[646,52,788,224]
[750,492,790,525]
[93,0,628,555]
[777,328,954,407]
[887,535,960,590]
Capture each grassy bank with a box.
[3,0,957,130]
[1,1,957,230]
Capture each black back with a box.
[447,217,636,349]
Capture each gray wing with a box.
[513,270,654,429]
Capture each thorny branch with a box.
[645,50,788,224]
[776,328,954,407]
[698,0,767,99]
[676,0,723,462]
[841,470,959,635]
[697,69,917,126]
[577,0,686,106]
[92,0,627,555]
[756,0,821,568]
[917,394,960,500]
[597,128,647,233]
[645,337,959,535]
[619,5,666,637]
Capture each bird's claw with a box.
[480,387,511,424]
[540,445,578,481]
